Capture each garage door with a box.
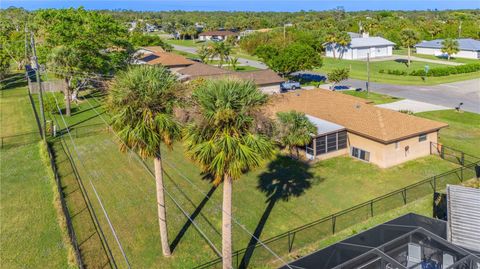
[356,48,369,59]
[375,46,388,57]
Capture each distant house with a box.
[325,32,395,60]
[239,28,272,39]
[135,51,195,72]
[176,63,284,93]
[415,38,480,59]
[198,30,237,41]
[269,89,448,168]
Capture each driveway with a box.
[376,100,450,113]
[172,44,268,69]
[294,71,479,113]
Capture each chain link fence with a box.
[196,144,479,269]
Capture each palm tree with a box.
[183,79,274,269]
[229,56,239,71]
[107,65,182,257]
[441,38,460,61]
[325,30,338,59]
[197,45,211,63]
[276,111,317,158]
[336,31,351,59]
[400,29,420,67]
[48,46,80,116]
[209,42,232,68]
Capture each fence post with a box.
[332,216,336,234]
[460,166,464,182]
[402,188,407,205]
[370,200,374,217]
[461,152,465,166]
[441,146,445,159]
[433,176,437,192]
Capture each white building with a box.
[415,38,480,59]
[198,30,237,41]
[325,33,395,60]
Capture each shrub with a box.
[380,63,480,77]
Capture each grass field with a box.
[40,90,461,268]
[341,90,403,104]
[0,79,71,268]
[416,110,480,156]
[316,57,480,85]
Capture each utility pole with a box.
[30,32,46,140]
[366,52,370,96]
[458,21,462,38]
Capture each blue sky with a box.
[1,0,479,11]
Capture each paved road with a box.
[348,78,480,113]
[172,44,268,69]
[296,71,480,113]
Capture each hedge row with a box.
[379,63,480,77]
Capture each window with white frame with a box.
[351,147,370,162]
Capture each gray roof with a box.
[306,114,345,136]
[447,185,480,252]
[415,38,480,51]
[349,36,395,48]
[347,32,362,38]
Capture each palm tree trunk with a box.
[154,155,172,257]
[222,174,233,269]
[65,78,71,116]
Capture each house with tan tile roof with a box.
[269,89,448,168]
[177,63,284,93]
[136,52,196,71]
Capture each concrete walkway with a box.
[172,44,268,69]
[376,99,451,113]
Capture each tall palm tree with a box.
[336,31,352,59]
[107,65,182,257]
[400,29,420,67]
[276,111,317,158]
[441,38,460,61]
[183,79,274,269]
[325,31,338,59]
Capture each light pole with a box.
[366,52,370,96]
[30,32,46,140]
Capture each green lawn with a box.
[393,48,480,64]
[317,57,480,85]
[416,110,480,156]
[341,90,403,104]
[0,81,72,268]
[165,38,205,48]
[172,49,200,59]
[43,91,460,268]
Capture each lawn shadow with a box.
[169,184,219,253]
[239,155,322,268]
[394,58,409,67]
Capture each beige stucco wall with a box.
[315,148,348,161]
[347,131,438,168]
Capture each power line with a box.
[47,85,131,269]
[79,88,293,268]
[75,92,222,257]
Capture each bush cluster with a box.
[379,63,480,77]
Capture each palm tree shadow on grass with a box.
[170,177,218,253]
[240,155,323,268]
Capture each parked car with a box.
[280,80,301,92]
